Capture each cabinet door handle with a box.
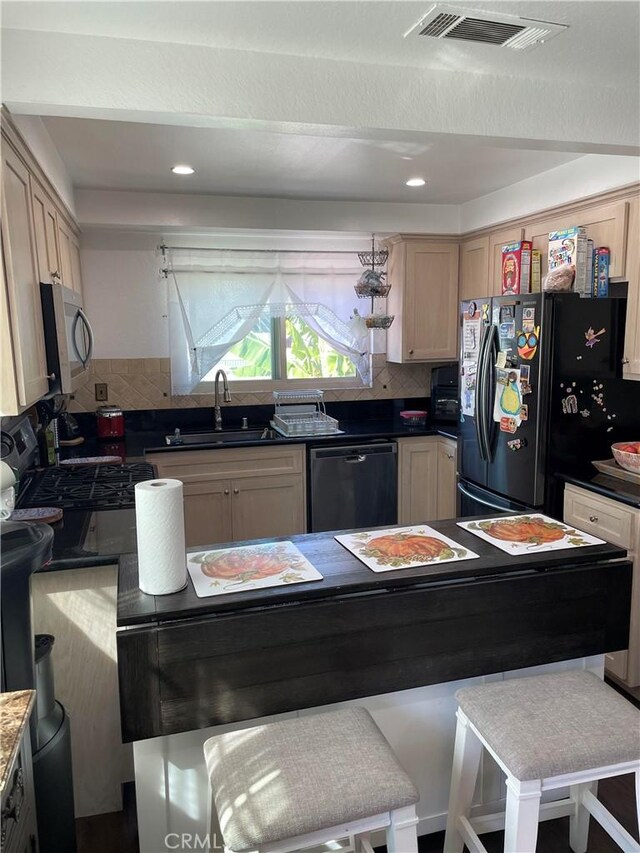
[447,452,454,459]
[589,515,599,522]
[408,348,414,355]
[233,488,239,494]
[223,489,229,495]
[622,357,630,365]
[51,270,61,281]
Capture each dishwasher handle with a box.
[310,442,397,461]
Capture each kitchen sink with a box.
[165,428,277,446]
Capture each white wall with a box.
[75,189,461,234]
[11,114,76,215]
[80,232,168,358]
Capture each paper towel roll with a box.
[135,479,187,595]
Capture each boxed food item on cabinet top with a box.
[593,247,610,297]
[501,240,532,295]
[548,226,589,296]
[531,249,541,293]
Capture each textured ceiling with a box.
[41,115,581,203]
[3,1,638,86]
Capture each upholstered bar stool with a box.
[203,707,419,853]
[444,670,640,853]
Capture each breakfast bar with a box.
[116,517,632,850]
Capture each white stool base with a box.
[444,709,640,853]
[214,804,419,853]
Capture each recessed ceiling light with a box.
[406,178,426,187]
[171,165,195,175]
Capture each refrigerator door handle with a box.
[478,323,496,461]
[474,322,490,461]
[482,323,499,461]
[457,481,515,513]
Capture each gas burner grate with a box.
[20,462,156,510]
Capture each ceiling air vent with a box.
[406,4,568,51]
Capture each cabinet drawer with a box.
[563,485,635,549]
[147,444,305,482]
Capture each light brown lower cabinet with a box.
[147,444,307,547]
[397,436,458,524]
[436,438,458,520]
[564,483,640,687]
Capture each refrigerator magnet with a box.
[521,381,532,396]
[507,438,527,451]
[523,307,535,322]
[499,320,516,339]
[561,394,578,414]
[519,404,528,421]
[585,326,606,348]
[517,327,539,360]
[496,367,510,386]
[500,416,518,434]
[519,365,530,382]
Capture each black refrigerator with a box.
[458,292,629,517]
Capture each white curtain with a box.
[167,248,370,394]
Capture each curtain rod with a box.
[159,242,364,256]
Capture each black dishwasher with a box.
[309,442,398,532]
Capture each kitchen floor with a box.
[77,776,638,853]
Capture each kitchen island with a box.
[116,518,632,850]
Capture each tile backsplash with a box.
[68,354,434,412]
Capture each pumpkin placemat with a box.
[335,525,480,573]
[457,513,604,555]
[186,541,323,598]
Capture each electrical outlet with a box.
[95,383,108,402]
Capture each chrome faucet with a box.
[213,369,231,431]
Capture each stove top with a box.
[19,462,156,510]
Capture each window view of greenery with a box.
[285,317,355,379]
[204,315,356,382]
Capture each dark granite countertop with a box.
[117,516,627,627]
[558,471,640,509]
[43,420,459,571]
[143,419,458,454]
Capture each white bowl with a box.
[611,443,640,473]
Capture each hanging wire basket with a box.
[365,314,395,329]
[354,272,391,299]
[357,249,389,268]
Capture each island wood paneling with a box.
[118,560,631,742]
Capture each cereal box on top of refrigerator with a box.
[501,240,532,295]
[548,226,589,297]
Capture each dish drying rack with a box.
[271,390,341,437]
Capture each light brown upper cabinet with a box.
[69,232,84,299]
[56,213,76,292]
[386,237,459,362]
[1,141,50,412]
[488,226,525,296]
[524,200,629,281]
[459,235,490,301]
[30,176,62,285]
